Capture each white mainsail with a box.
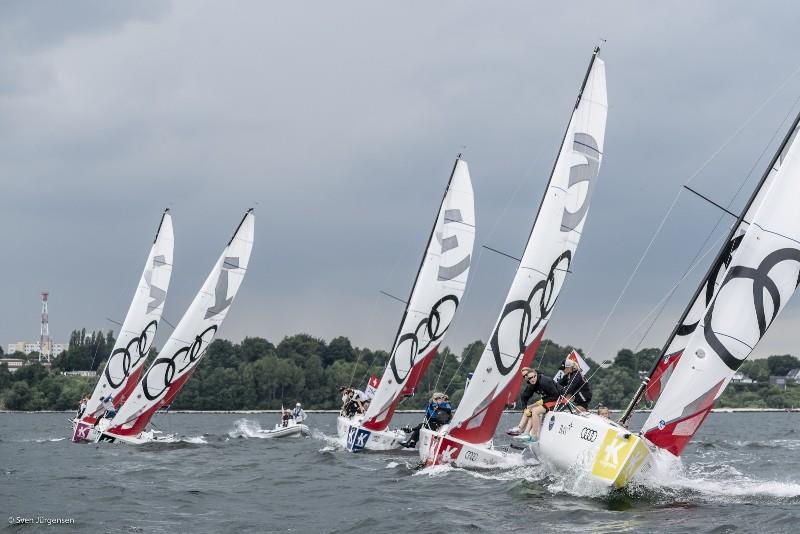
[642,115,800,455]
[81,209,174,423]
[105,209,254,438]
[362,158,475,431]
[447,49,608,444]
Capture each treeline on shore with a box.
[1,329,800,411]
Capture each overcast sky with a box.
[3,1,800,363]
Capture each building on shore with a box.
[6,341,68,358]
[731,371,756,384]
[61,370,97,377]
[769,369,800,389]
[0,358,27,373]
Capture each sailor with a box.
[507,367,536,435]
[101,395,116,419]
[340,386,367,417]
[292,402,307,422]
[76,395,88,418]
[400,392,452,448]
[597,404,610,418]
[557,359,591,412]
[281,409,292,427]
[515,369,560,442]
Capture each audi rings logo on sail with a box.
[141,325,218,400]
[580,427,598,442]
[105,320,158,388]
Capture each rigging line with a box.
[630,91,800,352]
[534,338,552,371]
[440,246,490,395]
[585,62,800,359]
[161,316,176,331]
[630,231,727,351]
[431,347,451,393]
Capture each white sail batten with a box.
[82,210,174,423]
[447,52,608,444]
[362,159,475,431]
[642,121,800,455]
[106,210,254,438]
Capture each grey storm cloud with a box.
[3,1,800,363]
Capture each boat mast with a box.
[619,105,800,427]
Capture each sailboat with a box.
[95,209,255,444]
[418,47,607,468]
[517,79,800,490]
[72,209,174,443]
[337,157,476,451]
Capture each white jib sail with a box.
[447,51,607,444]
[82,209,174,422]
[642,121,800,454]
[107,209,254,437]
[362,158,475,431]
[646,126,800,402]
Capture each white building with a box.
[731,371,755,384]
[0,358,26,373]
[6,341,68,357]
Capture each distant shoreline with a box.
[1,408,797,414]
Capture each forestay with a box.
[362,158,475,431]
[447,49,608,444]
[81,209,174,423]
[106,209,254,438]
[642,116,800,455]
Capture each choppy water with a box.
[1,412,799,533]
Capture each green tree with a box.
[5,382,33,410]
[767,354,800,377]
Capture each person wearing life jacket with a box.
[400,392,452,448]
[76,395,89,419]
[340,386,367,417]
[557,359,591,411]
[514,369,560,442]
[281,409,292,427]
[292,402,306,422]
[101,395,116,419]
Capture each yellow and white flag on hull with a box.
[591,428,650,488]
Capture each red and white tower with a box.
[39,291,52,362]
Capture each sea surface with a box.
[1,412,799,533]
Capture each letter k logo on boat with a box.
[602,439,626,467]
[441,445,459,463]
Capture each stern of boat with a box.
[419,427,510,468]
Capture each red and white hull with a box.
[337,415,408,452]
[418,426,529,468]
